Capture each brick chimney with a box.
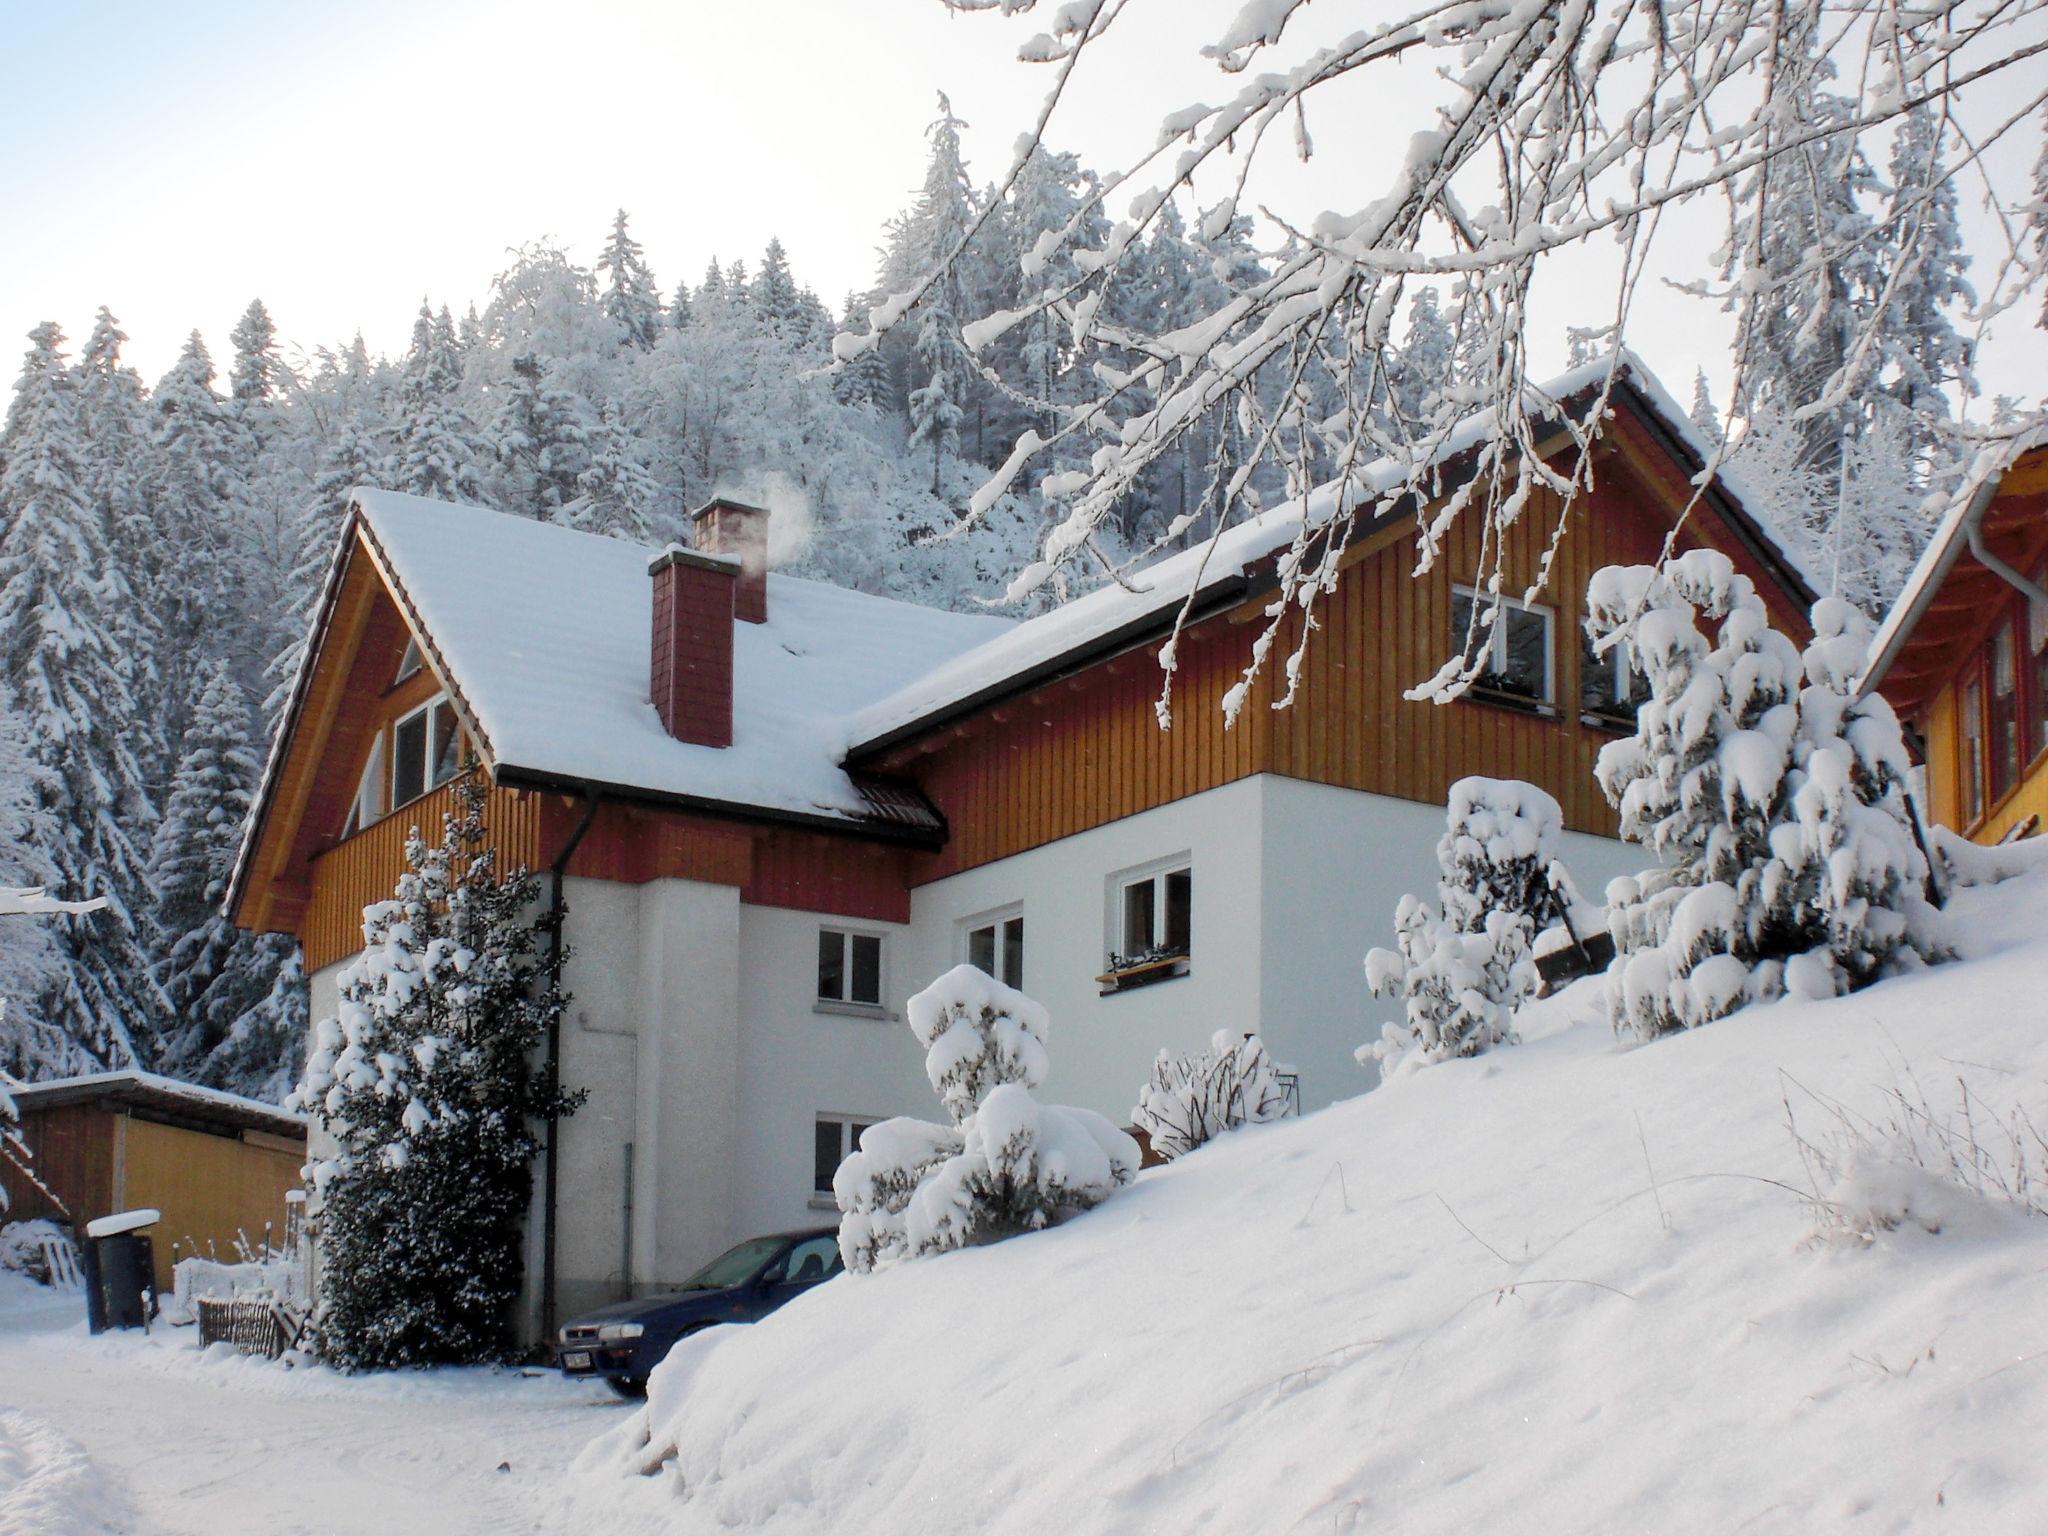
[648,545,738,748]
[691,498,770,624]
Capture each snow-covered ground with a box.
[0,1275,632,1535]
[567,864,2048,1535]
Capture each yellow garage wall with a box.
[117,1118,305,1292]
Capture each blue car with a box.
[554,1227,843,1397]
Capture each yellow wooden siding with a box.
[301,778,543,973]
[1919,680,2048,844]
[118,1118,305,1293]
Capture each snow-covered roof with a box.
[1860,433,2048,699]
[843,351,1812,756]
[352,490,1014,828]
[6,1070,305,1137]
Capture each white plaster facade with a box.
[301,770,1640,1343]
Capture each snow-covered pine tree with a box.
[1362,778,1562,1074]
[1132,1030,1290,1161]
[750,238,804,333]
[490,353,591,519]
[269,399,386,713]
[834,965,1136,1273]
[570,399,662,543]
[1689,369,1721,444]
[908,306,963,496]
[667,279,693,333]
[0,323,160,1072]
[0,690,72,1079]
[228,299,291,415]
[292,774,578,1368]
[151,659,302,1099]
[144,330,258,773]
[1587,552,1945,1039]
[392,303,483,503]
[597,210,662,351]
[1877,110,1976,426]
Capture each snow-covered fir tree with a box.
[597,209,663,351]
[1362,778,1563,1075]
[1587,553,1947,1039]
[150,659,302,1099]
[0,692,72,1080]
[1131,1030,1290,1161]
[292,775,578,1368]
[570,398,661,543]
[0,323,161,1072]
[834,965,1136,1272]
[392,303,483,502]
[491,353,591,519]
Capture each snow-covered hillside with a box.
[572,863,2048,1535]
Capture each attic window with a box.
[393,638,422,686]
[1451,585,1554,707]
[340,729,385,839]
[392,696,463,810]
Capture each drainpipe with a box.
[542,786,601,1344]
[1963,499,2048,617]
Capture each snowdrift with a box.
[571,868,2048,1534]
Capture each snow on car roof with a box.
[352,491,1013,827]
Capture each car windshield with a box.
[675,1235,786,1291]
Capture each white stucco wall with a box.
[731,905,927,1240]
[903,776,1269,1126]
[304,771,1650,1345]
[1255,776,1646,1110]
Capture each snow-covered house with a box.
[1863,441,2048,845]
[227,356,1815,1341]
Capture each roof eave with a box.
[487,764,951,850]
[845,572,1257,763]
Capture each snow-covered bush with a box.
[834,965,1137,1273]
[1588,554,1946,1039]
[1361,778,1563,1074]
[1132,1030,1291,1161]
[290,776,580,1369]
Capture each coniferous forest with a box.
[0,91,1981,1100]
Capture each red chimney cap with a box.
[690,497,771,523]
[648,543,740,577]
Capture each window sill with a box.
[813,999,890,1020]
[1458,688,1559,722]
[1579,710,1639,736]
[1096,955,1190,996]
[807,1195,838,1212]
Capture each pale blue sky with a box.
[0,1,2036,411]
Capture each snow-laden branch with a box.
[852,0,2048,715]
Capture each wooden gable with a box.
[1872,449,2048,843]
[866,393,1817,884]
[1874,450,2048,721]
[230,519,500,942]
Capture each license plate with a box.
[561,1351,592,1371]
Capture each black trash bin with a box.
[80,1208,160,1334]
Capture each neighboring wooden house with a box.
[226,353,1815,1343]
[0,1072,306,1292]
[1864,443,2048,845]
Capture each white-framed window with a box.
[1450,584,1554,705]
[1109,857,1192,972]
[391,694,463,810]
[393,636,423,686]
[817,927,884,1010]
[1578,628,1651,729]
[340,729,386,839]
[813,1113,876,1199]
[963,907,1025,988]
